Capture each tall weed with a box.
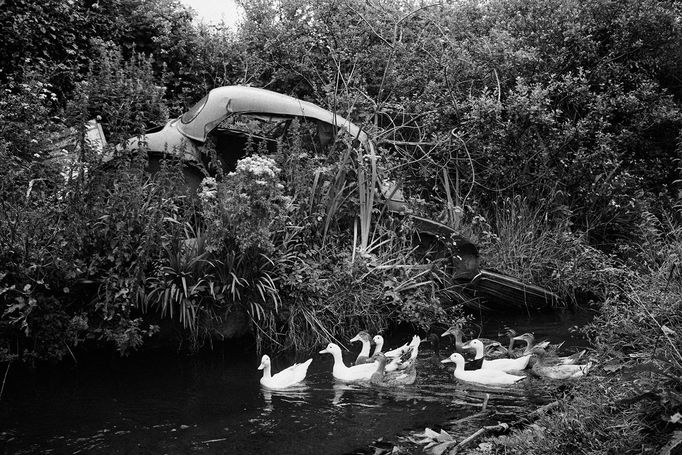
[481,195,622,305]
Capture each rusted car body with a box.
[113,85,559,312]
[118,86,404,206]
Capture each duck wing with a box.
[335,361,379,382]
[482,355,531,373]
[533,361,591,379]
[265,358,313,389]
[459,369,526,386]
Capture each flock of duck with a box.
[257,326,592,390]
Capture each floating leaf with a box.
[662,325,676,337]
[416,438,435,445]
[415,428,441,440]
[438,429,454,442]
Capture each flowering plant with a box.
[202,155,288,252]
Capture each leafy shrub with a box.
[67,40,168,145]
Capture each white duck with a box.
[258,355,313,390]
[464,339,532,373]
[441,353,526,386]
[349,331,373,364]
[319,343,379,382]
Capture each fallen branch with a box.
[452,423,509,453]
[448,400,560,454]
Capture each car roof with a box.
[176,86,370,147]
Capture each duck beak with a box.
[349,335,360,343]
[441,358,454,364]
[440,329,451,337]
[319,348,328,354]
[257,361,265,370]
[461,341,472,348]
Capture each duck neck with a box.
[452,358,465,376]
[261,364,272,380]
[376,361,387,375]
[454,330,465,353]
[507,334,515,352]
[473,343,484,360]
[373,339,384,355]
[330,350,347,369]
[358,340,371,359]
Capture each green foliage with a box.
[231,0,682,244]
[67,41,168,144]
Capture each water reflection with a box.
[261,384,310,412]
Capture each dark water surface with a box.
[0,308,593,454]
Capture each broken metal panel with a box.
[176,86,369,146]
[84,119,107,153]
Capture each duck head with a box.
[441,352,465,369]
[350,331,372,343]
[319,343,341,356]
[258,354,271,370]
[461,339,485,358]
[441,326,463,339]
[372,335,384,353]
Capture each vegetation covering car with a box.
[115,85,405,210]
[112,85,558,311]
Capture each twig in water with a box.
[450,401,559,453]
[64,341,77,364]
[0,361,11,401]
[201,438,227,444]
[481,393,490,412]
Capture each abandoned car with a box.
[110,85,559,312]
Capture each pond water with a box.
[0,307,594,455]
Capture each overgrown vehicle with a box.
[114,85,559,313]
